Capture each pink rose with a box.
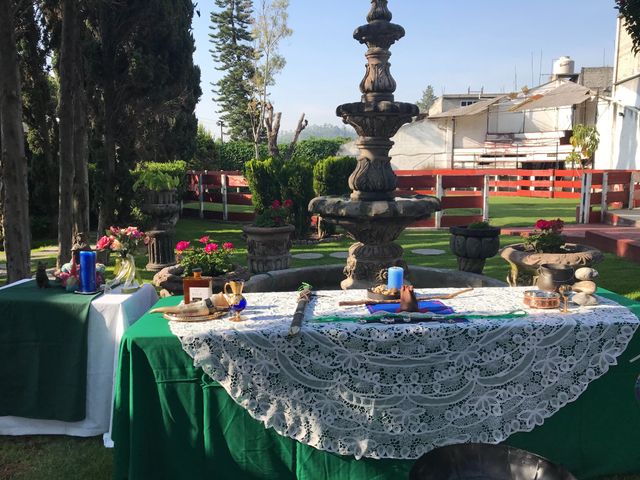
[199,236,210,244]
[205,243,219,253]
[96,236,112,250]
[175,241,190,252]
[222,242,234,250]
[283,199,293,208]
[271,199,281,209]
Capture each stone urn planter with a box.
[152,264,250,297]
[142,189,180,272]
[500,243,604,287]
[449,225,501,274]
[242,224,295,274]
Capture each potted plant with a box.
[152,235,248,295]
[133,170,181,227]
[133,169,182,271]
[242,199,295,274]
[449,221,501,274]
[500,218,604,286]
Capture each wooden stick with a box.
[338,288,474,307]
[289,288,312,336]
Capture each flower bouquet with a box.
[97,226,147,293]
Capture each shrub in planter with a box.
[281,158,315,238]
[244,157,283,214]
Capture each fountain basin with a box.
[244,265,506,293]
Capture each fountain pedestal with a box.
[309,196,438,289]
[309,0,440,289]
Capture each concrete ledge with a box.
[245,265,506,292]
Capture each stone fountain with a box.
[309,0,441,289]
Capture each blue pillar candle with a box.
[79,251,97,293]
[387,266,404,291]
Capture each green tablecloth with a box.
[112,290,640,480]
[0,280,99,421]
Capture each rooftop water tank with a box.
[553,56,575,76]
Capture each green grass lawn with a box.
[1,196,640,479]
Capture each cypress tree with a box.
[210,0,255,141]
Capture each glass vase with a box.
[106,252,142,293]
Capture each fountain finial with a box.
[309,0,440,289]
[367,0,392,22]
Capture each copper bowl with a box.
[524,290,560,309]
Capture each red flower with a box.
[204,243,219,253]
[550,219,564,233]
[222,242,234,250]
[271,199,281,209]
[175,241,190,252]
[535,219,552,230]
[199,236,210,244]
[96,236,112,250]
[283,199,293,208]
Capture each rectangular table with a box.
[0,280,158,441]
[112,288,640,479]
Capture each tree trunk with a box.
[57,0,77,267]
[285,113,308,161]
[264,103,281,158]
[0,0,31,282]
[72,31,89,237]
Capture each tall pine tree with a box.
[210,0,255,141]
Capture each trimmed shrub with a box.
[218,142,268,171]
[313,156,357,196]
[312,155,356,237]
[244,157,284,214]
[291,138,349,164]
[281,158,315,238]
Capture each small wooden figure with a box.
[36,261,50,288]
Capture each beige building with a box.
[386,77,600,170]
[595,17,640,170]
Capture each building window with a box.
[460,100,477,107]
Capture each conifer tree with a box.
[210,0,255,141]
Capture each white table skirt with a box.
[0,281,158,443]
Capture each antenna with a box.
[538,50,543,85]
[531,51,534,87]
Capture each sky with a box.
[193,0,620,135]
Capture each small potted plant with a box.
[449,221,501,274]
[132,170,181,228]
[133,168,183,271]
[242,199,295,274]
[152,235,248,295]
[500,218,604,286]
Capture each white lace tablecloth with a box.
[169,287,639,459]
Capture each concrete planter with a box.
[449,226,501,274]
[242,224,295,274]
[500,243,604,287]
